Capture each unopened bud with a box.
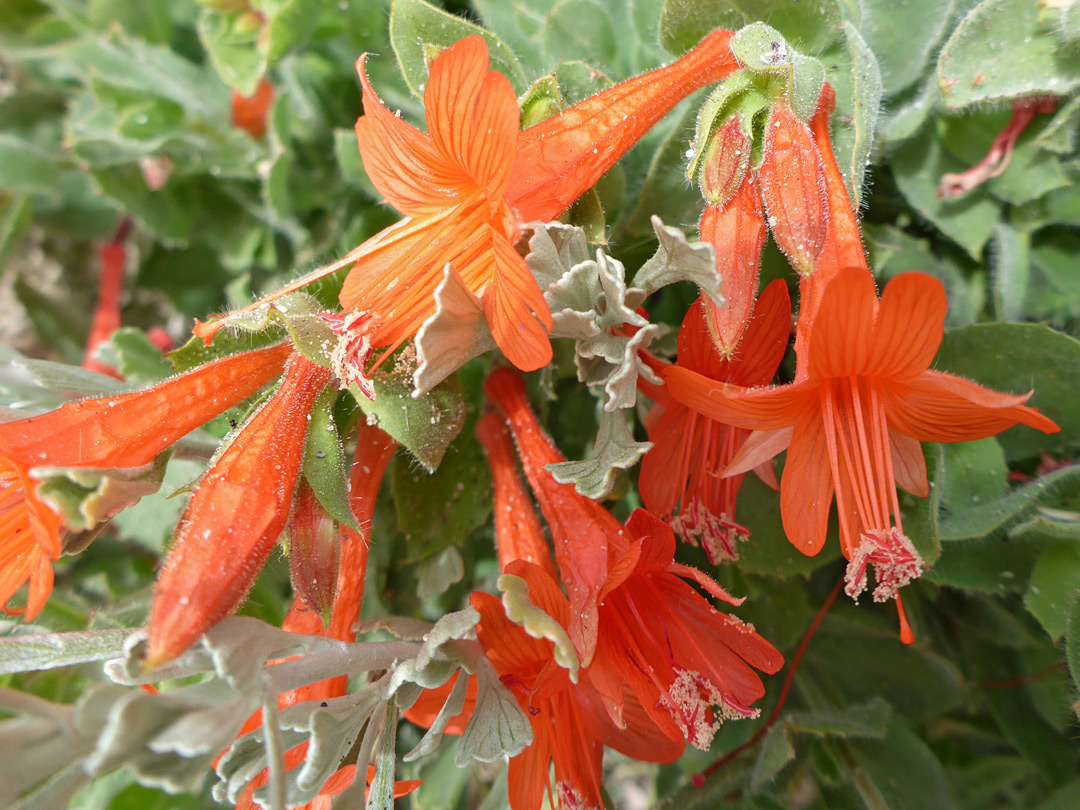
[288,481,341,624]
[698,118,750,208]
[757,103,828,276]
[699,177,767,355]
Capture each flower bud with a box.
[757,103,828,276]
[697,118,750,208]
[288,480,341,624]
[699,175,767,355]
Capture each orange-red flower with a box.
[230,424,400,810]
[665,269,1060,635]
[484,368,783,739]
[474,560,685,810]
[638,280,791,562]
[0,342,292,620]
[195,30,742,368]
[82,217,133,378]
[231,79,275,139]
[0,455,62,620]
[0,342,292,470]
[476,411,556,577]
[147,353,332,668]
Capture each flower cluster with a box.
[0,21,1063,810]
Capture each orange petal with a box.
[807,268,877,380]
[354,55,464,214]
[780,412,835,556]
[482,234,553,371]
[508,727,551,810]
[884,370,1060,443]
[868,272,948,378]
[889,430,929,497]
[146,355,331,668]
[508,29,739,221]
[638,404,696,519]
[724,426,793,479]
[425,36,518,208]
[663,366,811,432]
[0,342,292,470]
[723,278,792,387]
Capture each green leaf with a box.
[784,697,892,740]
[624,103,704,237]
[366,702,398,810]
[97,328,173,385]
[890,123,1002,259]
[937,438,1008,516]
[1024,542,1080,640]
[983,686,1079,785]
[388,381,487,559]
[659,0,841,56]
[848,720,960,810]
[546,408,651,500]
[1034,94,1080,154]
[833,22,882,208]
[749,724,794,791]
[542,0,617,69]
[938,0,1080,109]
[991,222,1030,322]
[856,0,954,96]
[355,360,465,473]
[1068,600,1080,692]
[302,388,359,531]
[389,0,524,97]
[934,323,1080,460]
[0,192,31,269]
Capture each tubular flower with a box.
[0,342,293,470]
[664,269,1060,638]
[0,342,292,621]
[473,560,684,810]
[476,411,557,577]
[484,368,784,742]
[194,30,743,359]
[231,424,400,810]
[638,280,791,563]
[0,455,62,620]
[82,217,133,377]
[146,353,333,668]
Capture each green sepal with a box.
[302,387,358,531]
[34,455,169,534]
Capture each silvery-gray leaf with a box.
[365,702,399,810]
[385,608,480,695]
[0,628,131,676]
[594,252,647,329]
[499,574,579,683]
[201,616,337,693]
[330,697,389,810]
[416,545,466,600]
[574,323,660,412]
[632,215,721,306]
[455,656,532,767]
[355,615,435,641]
[413,264,497,398]
[524,221,591,290]
[546,409,653,500]
[402,670,470,762]
[544,258,602,316]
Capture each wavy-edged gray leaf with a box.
[413,263,496,397]
[455,655,532,766]
[631,215,720,305]
[546,408,652,499]
[403,669,469,762]
[384,608,480,695]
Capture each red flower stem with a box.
[83,216,134,376]
[695,576,844,784]
[976,662,1065,691]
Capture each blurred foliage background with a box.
[1,0,1080,808]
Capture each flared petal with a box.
[638,403,696,519]
[664,366,812,432]
[780,412,835,556]
[507,728,552,810]
[884,370,1060,443]
[723,279,793,387]
[425,36,518,208]
[723,427,793,478]
[889,429,929,497]
[677,298,727,379]
[482,233,553,371]
[807,267,877,380]
[577,681,686,763]
[354,56,465,214]
[867,272,947,379]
